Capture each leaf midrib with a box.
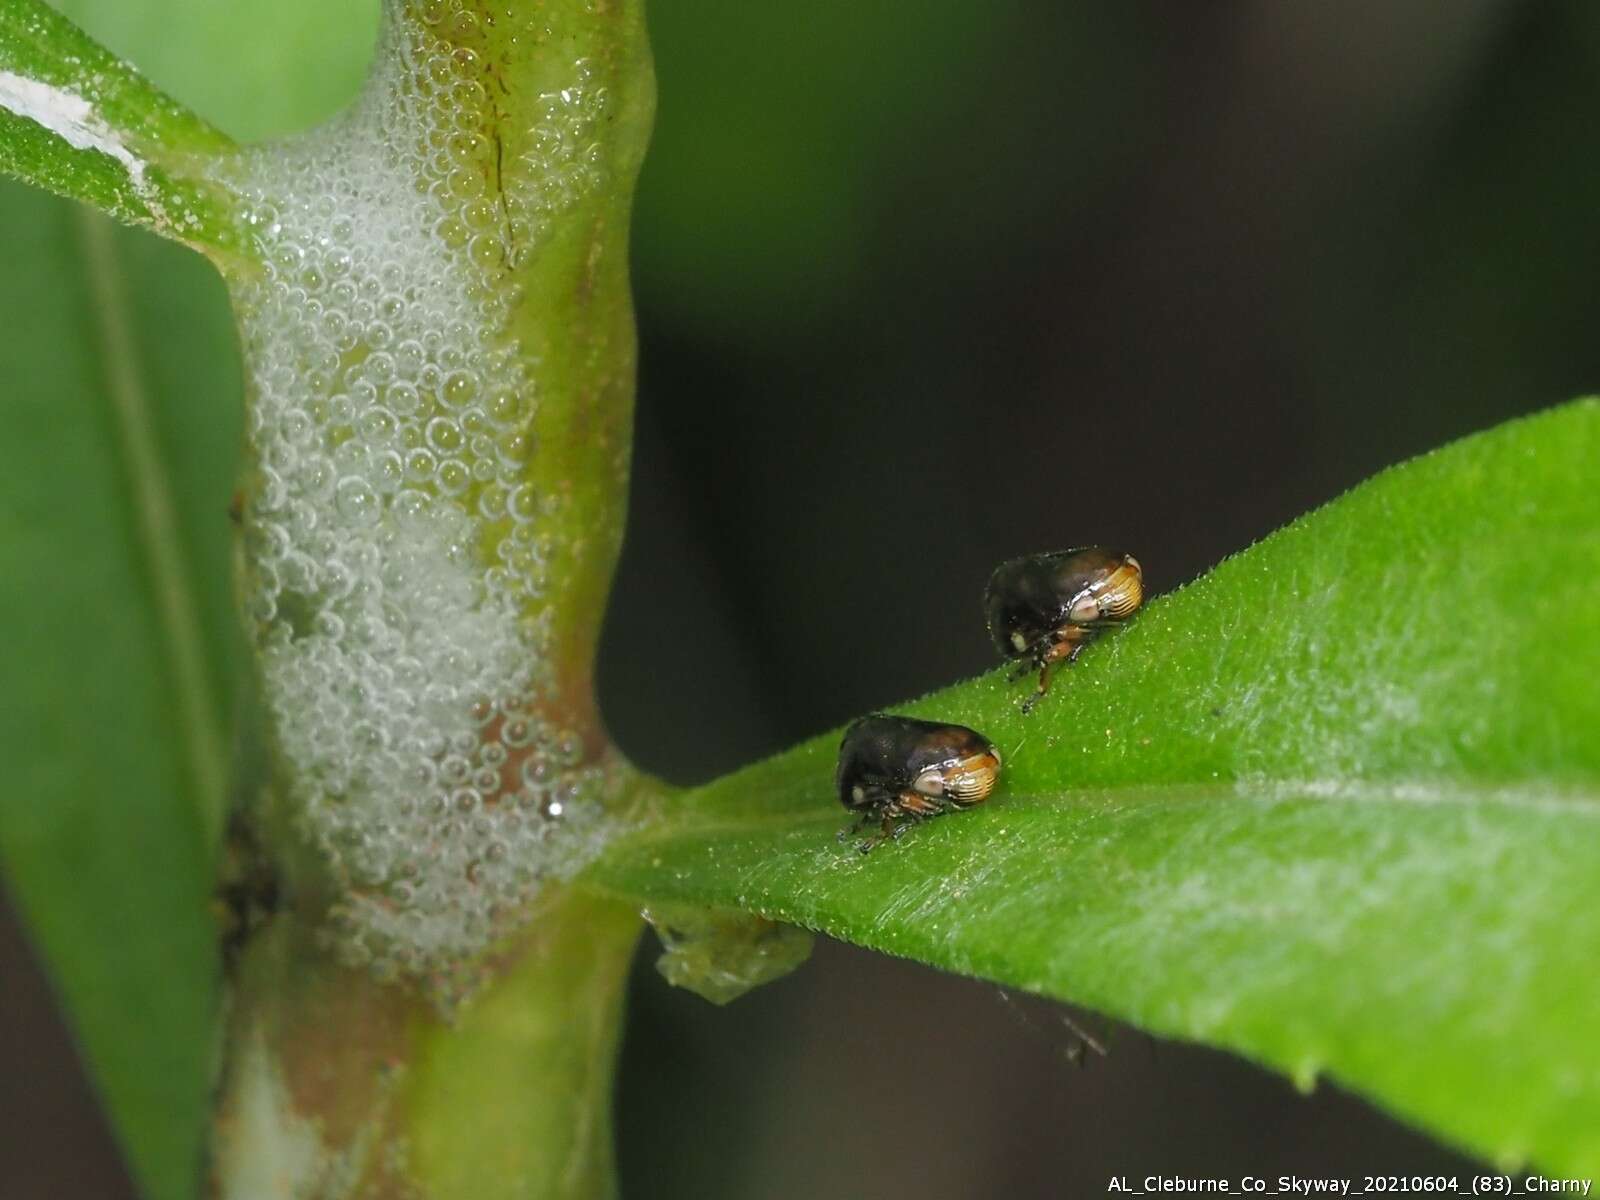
[75,207,226,843]
[606,776,1600,857]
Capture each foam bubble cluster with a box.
[227,4,617,976]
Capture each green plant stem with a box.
[213,882,642,1199]
[209,1,656,1194]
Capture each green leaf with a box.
[587,398,1600,1175]
[0,182,242,1200]
[0,0,242,256]
[0,5,377,1195]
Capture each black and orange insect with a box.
[836,714,1002,852]
[985,547,1144,711]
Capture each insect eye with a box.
[911,768,946,797]
[1068,592,1101,623]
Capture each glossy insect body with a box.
[985,547,1143,710]
[836,714,1002,852]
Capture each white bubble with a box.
[335,477,381,525]
[226,13,618,978]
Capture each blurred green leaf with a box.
[0,6,375,1196]
[0,183,242,1199]
[47,0,376,141]
[634,0,1148,340]
[588,399,1600,1175]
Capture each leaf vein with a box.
[76,207,226,842]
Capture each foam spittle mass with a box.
[227,1,619,976]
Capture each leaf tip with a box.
[1290,1056,1322,1095]
[1492,1144,1528,1175]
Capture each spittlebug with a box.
[984,547,1143,711]
[836,714,1002,852]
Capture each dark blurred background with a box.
[10,0,1600,1195]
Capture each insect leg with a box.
[1021,644,1060,713]
[856,813,900,855]
[1020,628,1099,712]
